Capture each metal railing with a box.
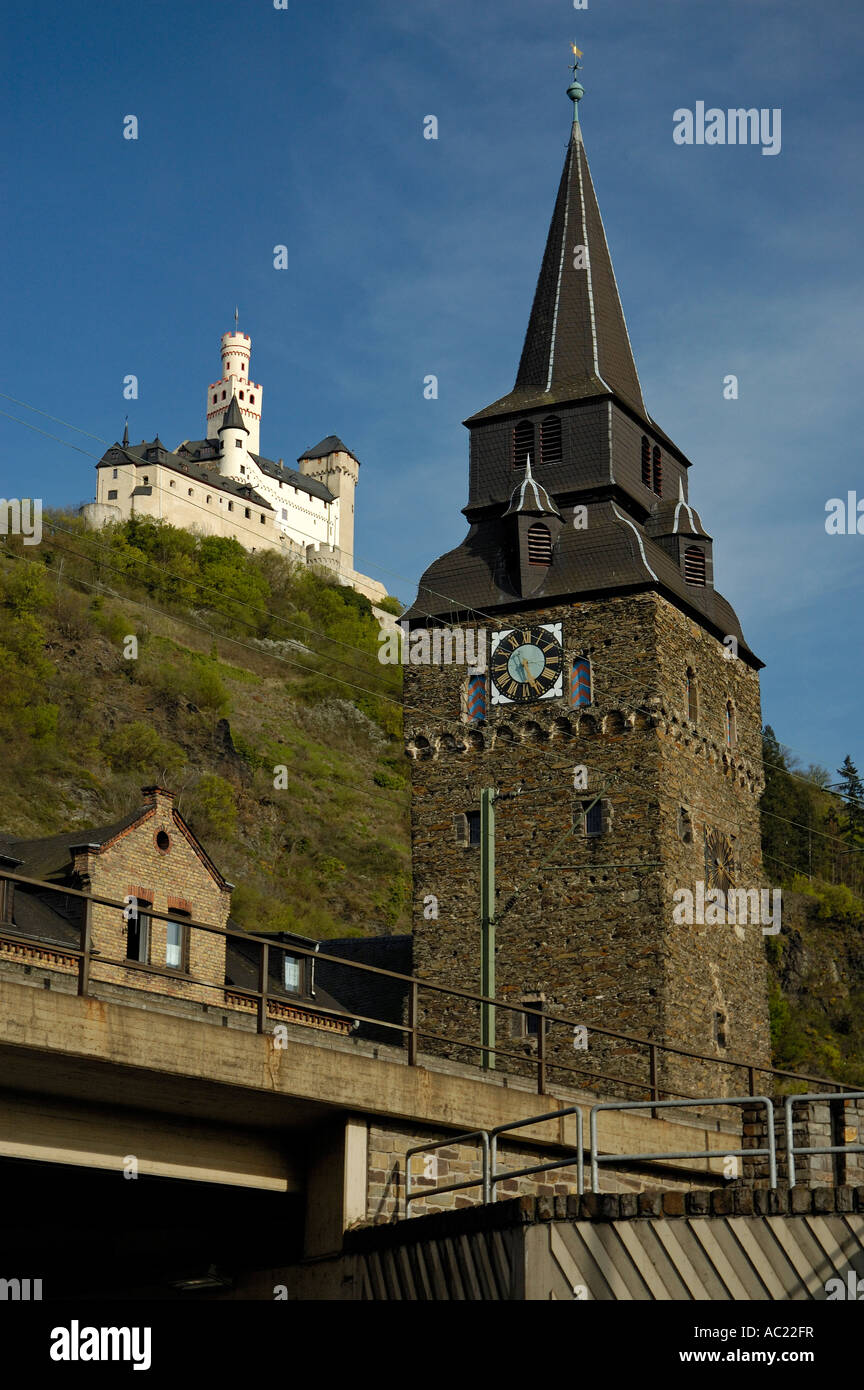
[489,1106,585,1201]
[784,1091,864,1187]
[0,865,860,1111]
[589,1096,777,1191]
[406,1132,491,1211]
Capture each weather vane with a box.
[570,42,583,75]
[567,43,585,117]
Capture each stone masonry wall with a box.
[406,591,771,1103]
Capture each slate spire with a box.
[469,62,647,423]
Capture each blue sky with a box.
[2,0,862,776]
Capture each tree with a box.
[836,755,864,845]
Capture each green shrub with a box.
[102,722,186,774]
[185,774,237,840]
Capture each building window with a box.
[221,391,226,400]
[683,546,706,586]
[513,419,534,469]
[228,501,234,511]
[652,445,662,496]
[239,391,245,400]
[641,436,651,488]
[142,476,149,484]
[725,700,736,748]
[574,799,607,836]
[235,439,243,449]
[713,1011,728,1047]
[467,672,487,723]
[107,489,118,500]
[685,667,698,722]
[453,811,482,846]
[165,913,188,971]
[260,514,266,524]
[281,508,287,520]
[570,657,591,706]
[126,901,151,963]
[188,488,194,496]
[112,468,118,479]
[169,479,175,488]
[283,954,302,993]
[206,495,211,503]
[212,394,217,404]
[677,806,693,843]
[540,415,563,465]
[156,831,170,852]
[244,507,251,518]
[250,394,255,404]
[524,998,548,1037]
[527,523,552,565]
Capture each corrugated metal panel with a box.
[357,1226,520,1300]
[531,1215,864,1300]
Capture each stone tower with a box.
[403,69,772,1101]
[298,437,360,574]
[205,323,262,453]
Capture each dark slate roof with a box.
[249,454,334,504]
[224,925,352,1019]
[316,935,412,1045]
[502,459,562,519]
[9,886,84,949]
[218,395,248,433]
[298,436,361,466]
[404,498,759,665]
[645,489,711,542]
[98,441,273,509]
[465,122,678,457]
[1,810,148,879]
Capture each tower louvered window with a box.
[571,657,591,706]
[684,546,706,586]
[527,523,552,565]
[641,436,651,488]
[540,415,563,465]
[513,419,534,469]
[652,445,663,496]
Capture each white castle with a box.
[83,325,387,604]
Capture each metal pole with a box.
[480,788,496,1070]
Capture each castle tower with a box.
[217,394,249,479]
[205,321,262,453]
[298,436,361,573]
[403,61,772,1101]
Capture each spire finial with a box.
[567,43,585,122]
[122,416,129,447]
[525,453,534,481]
[234,305,239,332]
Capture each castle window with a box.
[244,507,251,519]
[188,488,193,496]
[725,700,736,748]
[125,900,151,964]
[107,489,118,500]
[511,995,548,1039]
[453,811,482,847]
[221,391,226,400]
[260,514,266,523]
[652,445,663,496]
[250,395,255,404]
[112,468,118,479]
[239,391,244,400]
[142,476,149,484]
[574,798,610,837]
[685,667,698,722]
[540,415,563,465]
[527,523,552,565]
[466,672,487,724]
[713,1011,728,1047]
[641,436,651,488]
[212,394,217,404]
[206,495,211,503]
[513,419,534,469]
[228,501,234,512]
[235,439,243,449]
[283,954,302,993]
[683,546,706,586]
[570,657,591,706]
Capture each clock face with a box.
[490,624,564,705]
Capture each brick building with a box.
[403,71,772,1098]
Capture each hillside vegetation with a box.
[0,513,408,938]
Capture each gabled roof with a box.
[250,454,334,504]
[466,121,648,427]
[98,441,273,509]
[298,436,361,466]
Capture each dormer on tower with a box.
[206,322,262,453]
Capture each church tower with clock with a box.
[403,62,772,1099]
